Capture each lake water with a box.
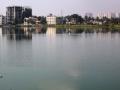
[0,27,120,90]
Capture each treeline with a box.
[58,14,120,25]
[33,14,120,25]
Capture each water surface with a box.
[0,27,120,90]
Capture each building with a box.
[46,14,56,25]
[0,15,6,25]
[97,12,110,19]
[118,13,120,18]
[22,7,32,20]
[111,13,116,18]
[85,13,93,18]
[6,6,32,24]
[6,6,23,24]
[24,17,39,26]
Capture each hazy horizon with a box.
[0,0,120,16]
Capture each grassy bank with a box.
[1,24,120,30]
[54,24,120,29]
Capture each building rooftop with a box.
[6,6,31,9]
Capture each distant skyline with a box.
[0,0,120,16]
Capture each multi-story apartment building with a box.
[46,14,56,25]
[0,15,6,25]
[22,7,32,20]
[6,6,32,24]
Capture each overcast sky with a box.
[0,0,120,16]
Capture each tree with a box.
[65,14,84,24]
[38,16,46,24]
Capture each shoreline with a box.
[55,24,120,29]
[1,24,120,29]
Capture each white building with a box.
[97,12,111,19]
[97,12,116,19]
[0,15,6,25]
[24,17,38,26]
[118,13,120,18]
[111,13,116,18]
[46,14,56,25]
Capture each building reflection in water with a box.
[0,28,2,38]
[56,28,66,34]
[23,27,32,39]
[4,27,32,40]
[46,27,56,37]
[32,25,47,34]
[35,27,42,33]
[66,28,84,34]
[1,27,120,40]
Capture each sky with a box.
[0,0,120,16]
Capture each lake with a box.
[0,27,120,90]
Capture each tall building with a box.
[6,6,32,24]
[0,15,6,25]
[46,14,56,25]
[22,7,32,20]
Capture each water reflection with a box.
[1,27,120,90]
[46,27,56,37]
[0,27,120,40]
[0,27,33,67]
[56,28,65,34]
[65,28,84,34]
[0,28,2,37]
[1,27,32,40]
[33,26,47,34]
